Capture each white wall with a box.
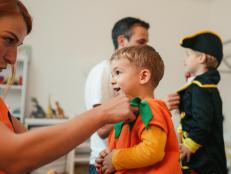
[21,0,230,135]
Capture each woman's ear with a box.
[139,69,151,85]
[117,35,128,48]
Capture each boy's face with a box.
[111,58,141,97]
[184,49,202,75]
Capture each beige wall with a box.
[209,0,231,141]
[22,0,230,137]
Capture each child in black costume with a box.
[177,31,227,174]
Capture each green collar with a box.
[114,97,153,138]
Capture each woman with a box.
[0,1,136,174]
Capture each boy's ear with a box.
[139,69,151,85]
[198,53,207,64]
[117,35,128,48]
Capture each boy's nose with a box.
[111,81,115,86]
[111,78,118,86]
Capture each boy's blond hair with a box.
[110,45,164,88]
[205,54,219,68]
[189,49,219,68]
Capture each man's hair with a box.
[110,45,164,88]
[112,17,150,49]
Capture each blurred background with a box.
[16,0,231,173]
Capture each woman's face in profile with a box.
[0,15,27,72]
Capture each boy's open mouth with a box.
[113,87,121,92]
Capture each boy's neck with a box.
[192,66,208,77]
[134,87,154,100]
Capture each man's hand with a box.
[164,93,180,111]
[102,150,116,174]
[180,144,191,162]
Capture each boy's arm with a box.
[183,86,214,153]
[112,125,167,170]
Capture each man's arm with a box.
[97,124,114,139]
[93,104,114,139]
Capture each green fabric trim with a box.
[114,97,153,138]
[114,122,125,139]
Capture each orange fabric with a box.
[108,99,182,174]
[0,97,14,174]
[0,97,14,131]
[112,126,167,170]
[190,170,198,174]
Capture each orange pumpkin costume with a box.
[0,97,15,174]
[108,99,182,174]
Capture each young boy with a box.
[96,45,182,174]
[177,31,227,174]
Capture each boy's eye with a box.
[115,70,120,75]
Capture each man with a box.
[85,17,150,174]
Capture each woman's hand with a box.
[99,96,137,124]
